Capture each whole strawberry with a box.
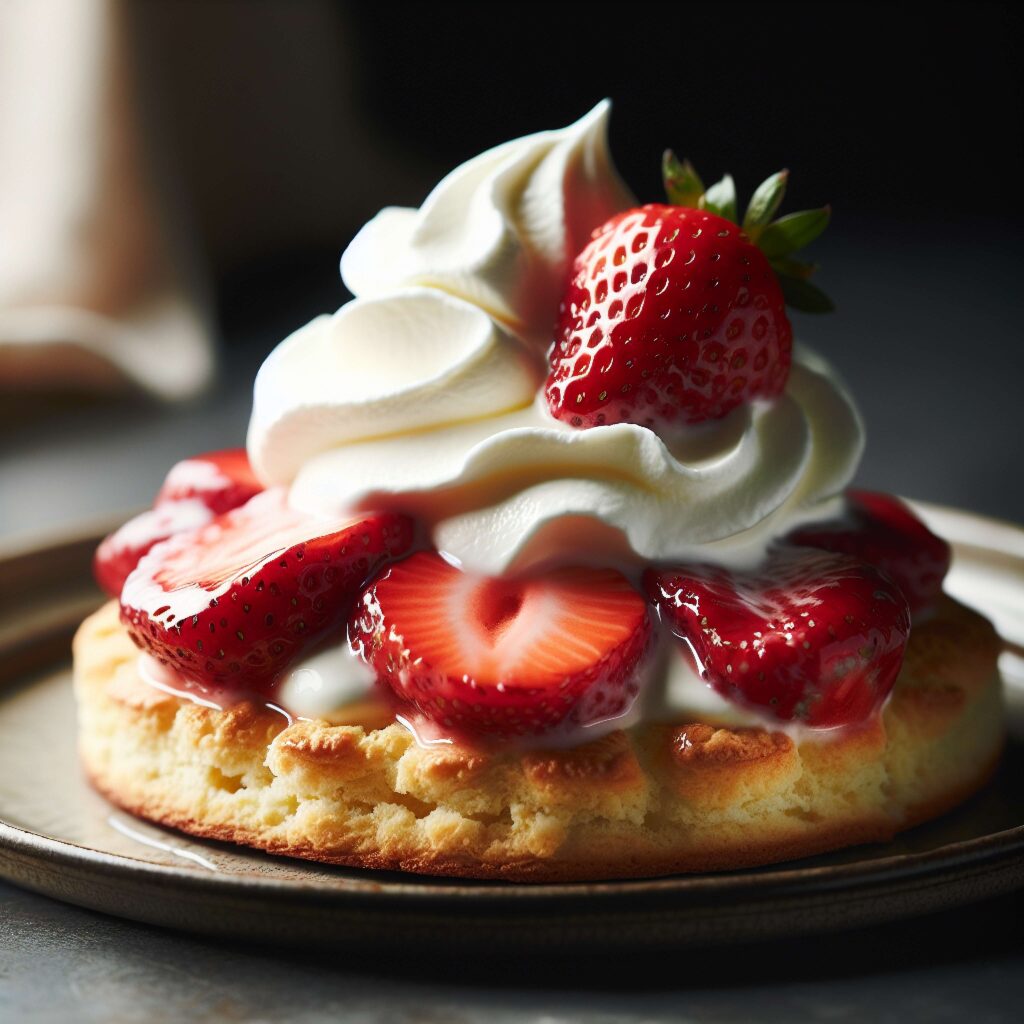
[546,157,830,429]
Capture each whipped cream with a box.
[340,100,634,349]
[249,287,541,484]
[249,103,863,576]
[284,349,861,574]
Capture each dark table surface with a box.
[1,235,1022,1020]
[0,879,1021,1023]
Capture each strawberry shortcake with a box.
[73,103,1004,880]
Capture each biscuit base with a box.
[73,596,1005,882]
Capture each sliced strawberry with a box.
[154,448,263,515]
[645,549,910,728]
[94,500,215,597]
[94,449,264,598]
[121,489,415,689]
[787,491,951,615]
[350,552,654,737]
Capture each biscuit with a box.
[73,595,1004,881]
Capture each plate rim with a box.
[2,812,1023,905]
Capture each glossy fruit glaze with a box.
[646,547,911,728]
[103,453,950,741]
[120,488,414,689]
[153,447,263,514]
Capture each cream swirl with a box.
[284,349,861,574]
[340,100,634,348]
[247,103,865,577]
[248,287,542,485]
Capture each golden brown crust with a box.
[73,596,1005,881]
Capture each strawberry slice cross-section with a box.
[121,489,415,690]
[350,552,654,738]
[645,548,911,728]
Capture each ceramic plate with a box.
[1,504,1022,951]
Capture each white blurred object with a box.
[0,0,213,399]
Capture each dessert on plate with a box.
[74,102,1005,880]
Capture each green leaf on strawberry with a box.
[699,174,738,223]
[659,157,833,313]
[769,256,818,281]
[758,206,831,259]
[778,275,835,313]
[742,169,789,236]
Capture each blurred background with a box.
[1,0,1022,540]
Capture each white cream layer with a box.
[275,642,377,719]
[283,350,861,575]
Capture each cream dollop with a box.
[340,100,634,348]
